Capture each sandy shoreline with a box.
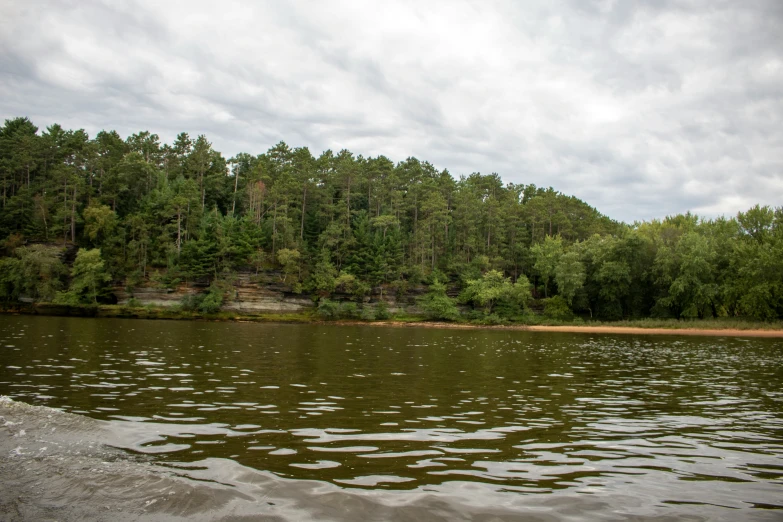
[324,320,783,337]
[525,325,783,337]
[3,307,782,337]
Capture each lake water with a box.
[1,315,782,520]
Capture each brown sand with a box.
[324,320,783,337]
[524,325,783,337]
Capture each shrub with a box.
[543,295,573,320]
[339,302,358,318]
[360,306,377,321]
[390,279,409,297]
[334,272,357,293]
[317,298,340,319]
[459,270,530,318]
[405,265,425,285]
[180,284,224,314]
[150,270,182,290]
[465,309,484,322]
[199,286,224,314]
[52,291,81,306]
[418,280,460,321]
[180,293,201,311]
[375,300,391,320]
[483,313,507,325]
[317,299,361,319]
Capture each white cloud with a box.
[1,0,781,222]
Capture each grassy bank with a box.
[570,317,783,331]
[2,302,783,334]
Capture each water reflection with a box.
[0,316,781,512]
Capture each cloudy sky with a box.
[1,0,781,222]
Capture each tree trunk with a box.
[200,169,205,211]
[272,203,277,256]
[431,222,435,270]
[63,177,68,242]
[186,201,190,242]
[300,185,307,240]
[232,168,239,215]
[71,186,77,242]
[346,176,352,229]
[487,204,491,249]
[445,194,450,250]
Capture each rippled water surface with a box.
[1,316,782,518]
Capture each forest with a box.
[0,117,781,322]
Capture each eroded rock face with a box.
[224,275,315,313]
[116,285,202,308]
[115,272,428,315]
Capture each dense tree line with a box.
[0,117,781,321]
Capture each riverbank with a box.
[525,325,783,337]
[322,320,783,337]
[2,303,783,337]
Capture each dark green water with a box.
[1,316,782,518]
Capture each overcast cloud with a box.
[1,0,781,222]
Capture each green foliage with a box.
[334,272,357,293]
[352,280,371,298]
[0,244,67,302]
[554,250,585,306]
[721,209,783,320]
[83,204,117,244]
[149,269,181,289]
[654,232,718,318]
[0,116,781,322]
[316,298,338,319]
[418,280,460,321]
[0,258,18,301]
[180,238,217,281]
[460,270,530,319]
[308,249,337,294]
[339,301,359,318]
[276,248,301,283]
[315,298,361,320]
[482,313,507,325]
[56,248,112,304]
[390,279,409,297]
[531,235,563,297]
[180,283,224,314]
[579,233,640,320]
[360,305,377,321]
[543,295,574,320]
[199,284,224,314]
[375,300,391,320]
[52,290,82,306]
[333,272,370,297]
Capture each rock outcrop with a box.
[115,271,428,315]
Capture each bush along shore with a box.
[2,300,782,337]
[1,117,782,324]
